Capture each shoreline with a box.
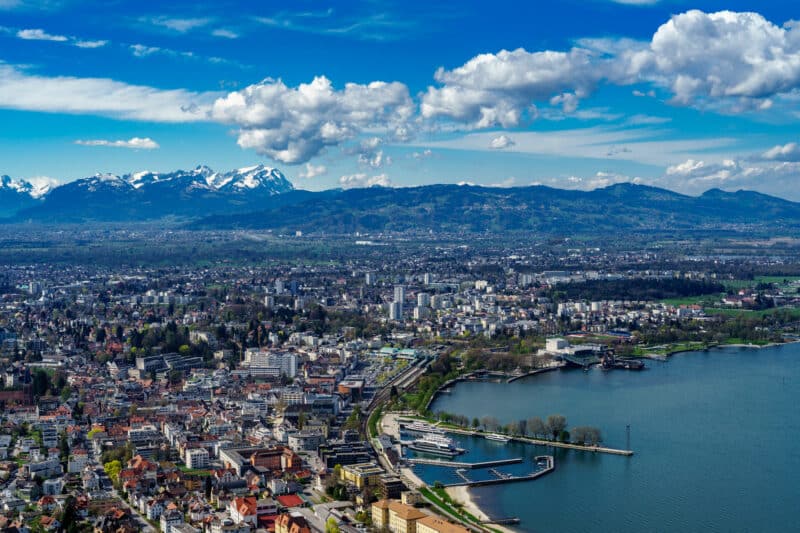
[445,485,516,533]
[426,341,795,532]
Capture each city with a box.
[2,0,800,531]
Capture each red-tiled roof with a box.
[276,494,303,508]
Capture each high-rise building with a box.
[393,285,405,304]
[417,293,430,307]
[365,272,375,286]
[389,301,403,321]
[423,273,432,285]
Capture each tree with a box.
[59,431,70,463]
[32,369,51,397]
[326,517,341,533]
[60,384,73,402]
[104,460,122,486]
[527,417,545,438]
[545,415,567,440]
[480,416,499,432]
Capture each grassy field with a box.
[704,307,800,318]
[661,294,725,307]
[632,342,711,356]
[177,465,212,476]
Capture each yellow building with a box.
[415,515,471,533]
[340,462,383,489]
[388,501,427,533]
[372,499,391,530]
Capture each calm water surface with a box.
[428,345,800,533]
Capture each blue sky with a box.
[2,0,800,198]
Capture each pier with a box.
[407,457,524,469]
[443,455,555,487]
[485,518,521,526]
[444,427,634,456]
[506,364,564,383]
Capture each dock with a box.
[484,518,521,526]
[443,455,555,487]
[444,427,634,456]
[506,364,564,383]
[407,457,524,469]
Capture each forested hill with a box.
[191,183,800,234]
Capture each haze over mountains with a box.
[3,165,800,234]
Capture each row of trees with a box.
[436,411,602,445]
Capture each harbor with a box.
[443,455,555,488]
[428,345,800,533]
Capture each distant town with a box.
[1,229,799,533]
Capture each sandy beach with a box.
[445,485,516,533]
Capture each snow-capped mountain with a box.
[73,173,134,192]
[214,165,293,194]
[0,175,47,216]
[123,164,293,195]
[6,164,296,222]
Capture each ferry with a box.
[400,420,446,437]
[485,433,511,443]
[407,434,465,457]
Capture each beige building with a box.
[371,499,428,533]
[416,515,470,533]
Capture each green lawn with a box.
[177,465,212,476]
[705,307,800,318]
[660,294,724,307]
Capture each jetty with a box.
[443,455,555,488]
[407,457,523,468]
[444,427,634,456]
[506,364,564,383]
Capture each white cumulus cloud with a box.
[761,142,800,162]
[74,39,108,48]
[211,76,413,164]
[74,137,160,149]
[17,28,67,41]
[640,10,800,110]
[298,162,327,179]
[421,10,800,128]
[489,134,515,149]
[339,173,391,189]
[421,47,597,128]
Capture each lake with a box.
[426,345,800,532]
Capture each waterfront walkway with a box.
[407,457,523,468]
[444,455,556,488]
[444,427,634,456]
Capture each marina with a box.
[430,345,800,533]
[451,456,554,488]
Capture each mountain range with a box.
[2,165,292,221]
[193,182,800,234]
[3,165,800,234]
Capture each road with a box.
[90,450,156,533]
